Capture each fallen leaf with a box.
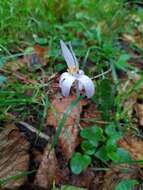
[123,92,137,119]
[122,34,135,44]
[71,168,95,189]
[118,132,143,160]
[102,164,142,190]
[34,144,61,189]
[80,103,102,128]
[32,148,43,168]
[14,71,37,84]
[135,103,143,126]
[4,58,25,72]
[47,95,86,160]
[24,44,49,69]
[34,44,49,58]
[0,124,30,190]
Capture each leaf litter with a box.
[2,55,143,190]
[0,124,30,190]
[47,95,87,160]
[34,144,61,189]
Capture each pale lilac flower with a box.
[59,40,95,98]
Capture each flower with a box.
[59,40,95,98]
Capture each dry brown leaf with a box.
[119,132,143,160]
[119,75,139,119]
[0,124,30,190]
[58,124,79,160]
[80,103,102,128]
[24,44,49,68]
[135,103,143,126]
[34,44,49,58]
[123,29,143,49]
[32,148,43,168]
[34,144,61,189]
[123,92,137,119]
[102,164,142,190]
[47,95,86,160]
[4,59,25,72]
[71,168,95,189]
[122,34,135,44]
[47,95,86,126]
[14,71,37,84]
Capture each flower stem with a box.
[76,81,80,127]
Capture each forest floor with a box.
[0,1,143,190]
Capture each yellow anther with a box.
[68,67,79,75]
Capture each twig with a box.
[80,118,110,124]
[91,68,111,80]
[18,121,50,141]
[47,72,58,82]
[0,68,11,74]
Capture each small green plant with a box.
[115,179,139,190]
[70,124,132,174]
[52,184,86,190]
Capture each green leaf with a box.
[95,146,109,163]
[106,138,118,152]
[96,25,102,43]
[115,54,130,71]
[34,37,48,45]
[115,179,139,190]
[0,75,7,85]
[70,153,91,175]
[24,47,34,54]
[108,148,132,163]
[80,126,104,146]
[105,133,122,152]
[81,140,96,155]
[60,185,86,190]
[117,148,132,163]
[93,79,114,120]
[105,123,117,136]
[55,63,66,72]
[0,58,6,68]
[0,170,35,185]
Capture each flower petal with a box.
[77,70,84,90]
[78,82,83,91]
[60,40,76,68]
[68,42,79,68]
[60,75,76,97]
[59,72,70,87]
[77,75,95,98]
[78,70,84,75]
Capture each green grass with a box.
[0,0,133,121]
[0,0,132,54]
[0,0,142,140]
[0,0,142,143]
[0,0,143,188]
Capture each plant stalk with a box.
[76,81,81,127]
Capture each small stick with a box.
[91,68,111,80]
[18,121,50,141]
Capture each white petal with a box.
[78,82,83,91]
[69,42,79,68]
[60,75,76,97]
[77,75,95,98]
[60,40,76,68]
[59,72,70,87]
[78,70,84,75]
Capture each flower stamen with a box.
[67,66,79,75]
